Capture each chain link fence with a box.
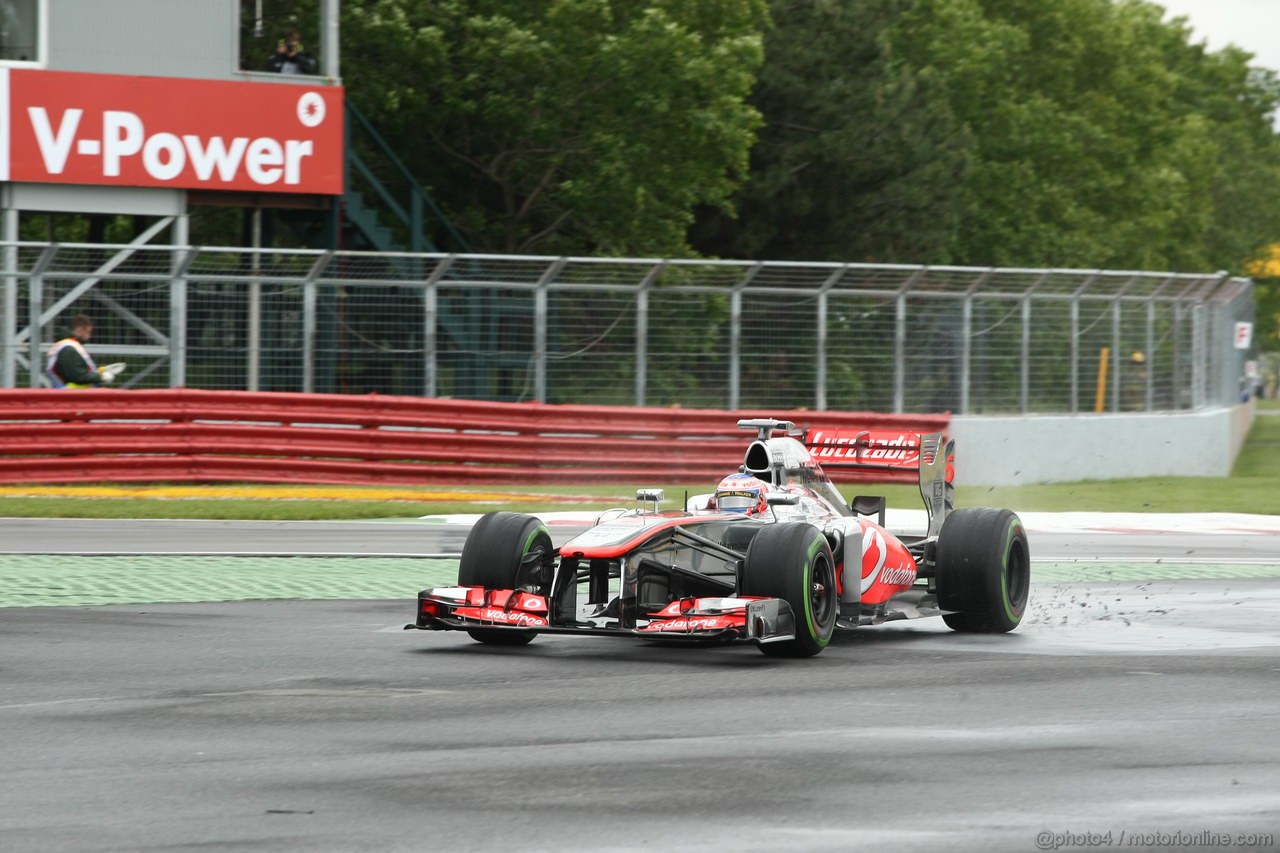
[0,242,1256,414]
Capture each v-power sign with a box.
[0,69,343,194]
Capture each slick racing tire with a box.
[457,512,554,646]
[740,523,837,657]
[935,507,1030,633]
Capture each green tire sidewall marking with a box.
[521,524,548,558]
[804,532,830,647]
[1000,517,1024,623]
[506,522,549,636]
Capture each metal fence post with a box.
[170,213,189,387]
[815,264,846,413]
[635,262,663,407]
[2,209,18,388]
[27,257,42,387]
[1019,272,1049,414]
[1110,297,1121,413]
[248,212,262,392]
[421,255,453,399]
[1173,299,1184,409]
[1145,298,1156,411]
[960,294,973,415]
[729,287,742,411]
[532,260,564,404]
[26,245,56,387]
[302,251,333,395]
[1070,296,1079,414]
[816,289,828,412]
[894,292,906,414]
[728,264,759,411]
[1019,297,1031,414]
[1187,302,1198,409]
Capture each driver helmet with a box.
[714,472,769,514]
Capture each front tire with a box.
[457,512,554,646]
[935,508,1030,633]
[740,523,837,657]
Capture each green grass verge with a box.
[0,411,1275,520]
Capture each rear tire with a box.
[740,523,837,657]
[457,512,554,646]
[935,508,1030,633]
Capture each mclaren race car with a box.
[407,419,1030,657]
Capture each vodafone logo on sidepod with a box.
[0,69,343,194]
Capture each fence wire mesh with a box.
[0,243,1256,414]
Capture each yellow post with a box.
[1095,347,1110,413]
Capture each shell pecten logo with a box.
[297,92,326,128]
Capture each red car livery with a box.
[408,419,1030,657]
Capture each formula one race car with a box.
[407,419,1030,657]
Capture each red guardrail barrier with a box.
[0,389,948,486]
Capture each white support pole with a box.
[893,293,906,414]
[321,0,341,80]
[301,251,332,395]
[25,246,56,388]
[1,203,17,388]
[421,255,453,399]
[170,205,188,387]
[27,260,42,387]
[249,208,262,393]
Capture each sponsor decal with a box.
[651,598,751,618]
[641,615,738,633]
[807,430,921,464]
[1234,321,1253,350]
[859,523,917,593]
[2,69,342,194]
[878,566,917,586]
[513,594,548,612]
[457,607,548,628]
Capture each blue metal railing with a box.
[343,102,472,255]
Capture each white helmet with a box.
[714,473,769,514]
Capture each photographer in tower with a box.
[265,29,316,75]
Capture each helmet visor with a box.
[716,490,760,512]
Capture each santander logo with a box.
[4,70,343,194]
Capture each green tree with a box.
[341,0,768,256]
[1154,26,1280,273]
[901,0,1280,272]
[692,0,973,264]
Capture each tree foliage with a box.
[686,0,1280,274]
[931,0,1280,272]
[690,0,972,263]
[340,0,768,257]
[318,1,1280,277]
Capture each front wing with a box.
[406,586,798,645]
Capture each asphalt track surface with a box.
[2,515,1279,852]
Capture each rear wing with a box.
[805,428,955,537]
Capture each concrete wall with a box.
[950,402,1255,485]
[48,0,238,79]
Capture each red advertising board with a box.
[0,69,343,194]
